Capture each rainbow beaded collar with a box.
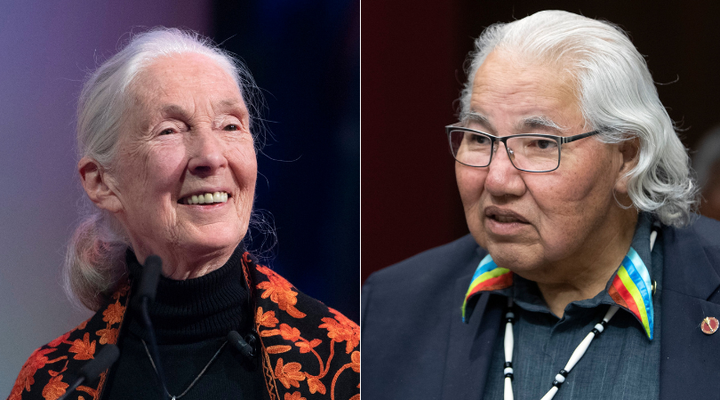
[462,247,654,340]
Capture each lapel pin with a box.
[701,317,719,335]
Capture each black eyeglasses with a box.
[445,125,603,173]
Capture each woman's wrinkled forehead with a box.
[122,53,248,130]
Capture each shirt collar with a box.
[461,213,657,340]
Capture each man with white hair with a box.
[362,10,720,399]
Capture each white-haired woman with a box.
[10,28,359,400]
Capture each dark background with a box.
[361,0,720,282]
[213,1,360,322]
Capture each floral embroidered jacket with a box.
[9,252,360,400]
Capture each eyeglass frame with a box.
[445,125,604,173]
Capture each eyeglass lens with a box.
[449,130,560,172]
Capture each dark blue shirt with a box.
[481,214,662,399]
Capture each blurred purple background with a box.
[0,0,358,393]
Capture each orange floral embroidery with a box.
[257,308,279,328]
[279,324,301,342]
[9,348,66,400]
[350,351,360,373]
[295,339,322,354]
[274,358,305,389]
[77,385,97,398]
[256,266,306,318]
[267,345,292,354]
[284,392,306,400]
[96,327,119,345]
[261,329,281,337]
[47,332,71,348]
[11,283,133,400]
[305,373,327,395]
[245,259,358,399]
[319,308,359,353]
[69,333,96,360]
[102,301,125,325]
[329,349,361,400]
[112,284,130,300]
[42,373,68,400]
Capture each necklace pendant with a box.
[171,397,176,400]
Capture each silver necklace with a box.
[141,338,228,400]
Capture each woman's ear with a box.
[78,157,123,213]
[614,137,640,195]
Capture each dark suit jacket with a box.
[362,216,720,399]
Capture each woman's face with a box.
[104,53,257,276]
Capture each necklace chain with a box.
[141,338,228,400]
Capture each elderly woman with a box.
[10,28,359,400]
[363,10,720,400]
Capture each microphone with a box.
[227,330,258,360]
[130,254,167,400]
[131,255,162,312]
[58,344,120,400]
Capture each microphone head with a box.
[79,344,120,382]
[227,330,256,359]
[131,255,162,310]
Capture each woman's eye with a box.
[159,128,175,135]
[224,124,239,131]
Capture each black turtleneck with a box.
[102,246,269,400]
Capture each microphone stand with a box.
[57,344,120,400]
[141,296,168,398]
[132,255,167,400]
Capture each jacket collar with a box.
[462,246,656,339]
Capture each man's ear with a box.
[614,137,640,195]
[78,157,123,213]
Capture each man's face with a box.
[456,51,630,281]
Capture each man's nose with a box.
[484,141,525,198]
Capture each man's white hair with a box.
[460,10,697,227]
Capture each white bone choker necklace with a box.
[502,231,658,400]
[501,300,619,400]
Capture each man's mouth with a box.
[180,192,229,205]
[491,214,523,223]
[485,207,529,224]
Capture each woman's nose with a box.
[187,129,226,175]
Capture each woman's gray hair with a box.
[459,10,698,227]
[65,27,264,311]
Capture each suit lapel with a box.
[442,273,502,400]
[433,221,720,400]
[660,224,720,399]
